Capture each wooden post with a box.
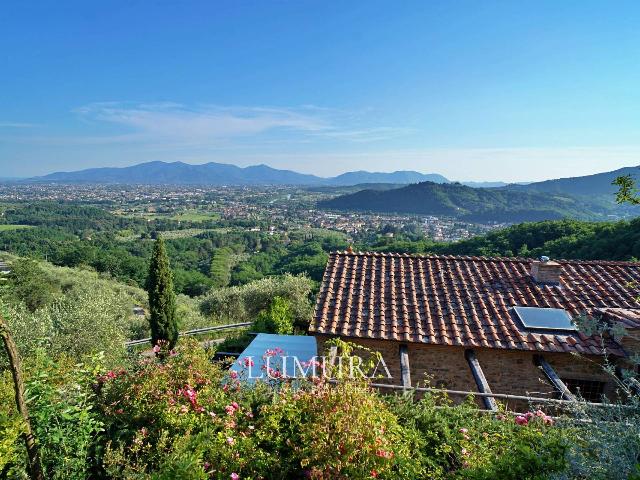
[535,355,577,401]
[399,344,411,389]
[0,312,44,480]
[465,349,498,411]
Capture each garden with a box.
[0,237,639,479]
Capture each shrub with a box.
[0,371,26,477]
[252,296,294,334]
[256,381,423,479]
[556,400,640,480]
[1,284,130,369]
[2,353,107,480]
[387,394,568,480]
[200,274,313,329]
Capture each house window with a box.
[561,378,605,403]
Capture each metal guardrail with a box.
[124,322,252,347]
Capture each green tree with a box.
[5,259,59,312]
[253,296,294,334]
[146,237,178,350]
[613,174,640,205]
[209,248,232,288]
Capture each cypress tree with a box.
[146,236,178,350]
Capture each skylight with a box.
[512,306,576,331]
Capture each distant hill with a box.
[508,165,640,196]
[32,161,322,186]
[329,170,448,185]
[29,160,451,186]
[319,180,630,222]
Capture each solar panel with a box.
[230,333,318,383]
[512,306,576,331]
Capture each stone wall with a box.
[314,334,617,410]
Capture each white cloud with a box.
[72,102,404,146]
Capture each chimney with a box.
[530,257,562,284]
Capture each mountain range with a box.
[320,165,640,222]
[29,161,452,187]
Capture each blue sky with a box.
[1,1,639,181]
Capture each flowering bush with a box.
[388,394,567,480]
[1,337,615,479]
[256,381,422,479]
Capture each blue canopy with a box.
[230,333,319,384]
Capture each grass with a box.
[0,224,34,231]
[170,210,220,222]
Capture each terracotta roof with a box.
[596,308,640,330]
[310,251,640,355]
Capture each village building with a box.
[309,250,640,410]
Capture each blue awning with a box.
[230,333,318,384]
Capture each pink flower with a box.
[543,415,554,425]
[515,415,528,426]
[226,436,235,445]
[459,428,468,434]
[242,357,254,367]
[229,371,238,379]
[375,449,393,459]
[230,474,240,480]
[152,344,161,353]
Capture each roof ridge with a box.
[330,250,640,266]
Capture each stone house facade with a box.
[310,251,640,410]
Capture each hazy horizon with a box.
[12,157,638,185]
[2,1,639,181]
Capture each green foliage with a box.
[258,381,420,479]
[388,395,567,480]
[173,268,214,297]
[614,174,640,205]
[4,258,60,312]
[253,296,294,334]
[366,218,640,261]
[199,274,314,330]
[24,353,105,480]
[321,181,610,222]
[0,371,26,477]
[147,237,178,350]
[209,247,232,288]
[1,283,130,369]
[557,402,640,480]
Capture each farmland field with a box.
[170,210,220,222]
[0,224,34,231]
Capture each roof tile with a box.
[310,251,640,355]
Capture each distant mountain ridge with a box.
[507,165,640,196]
[319,165,640,222]
[28,161,451,186]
